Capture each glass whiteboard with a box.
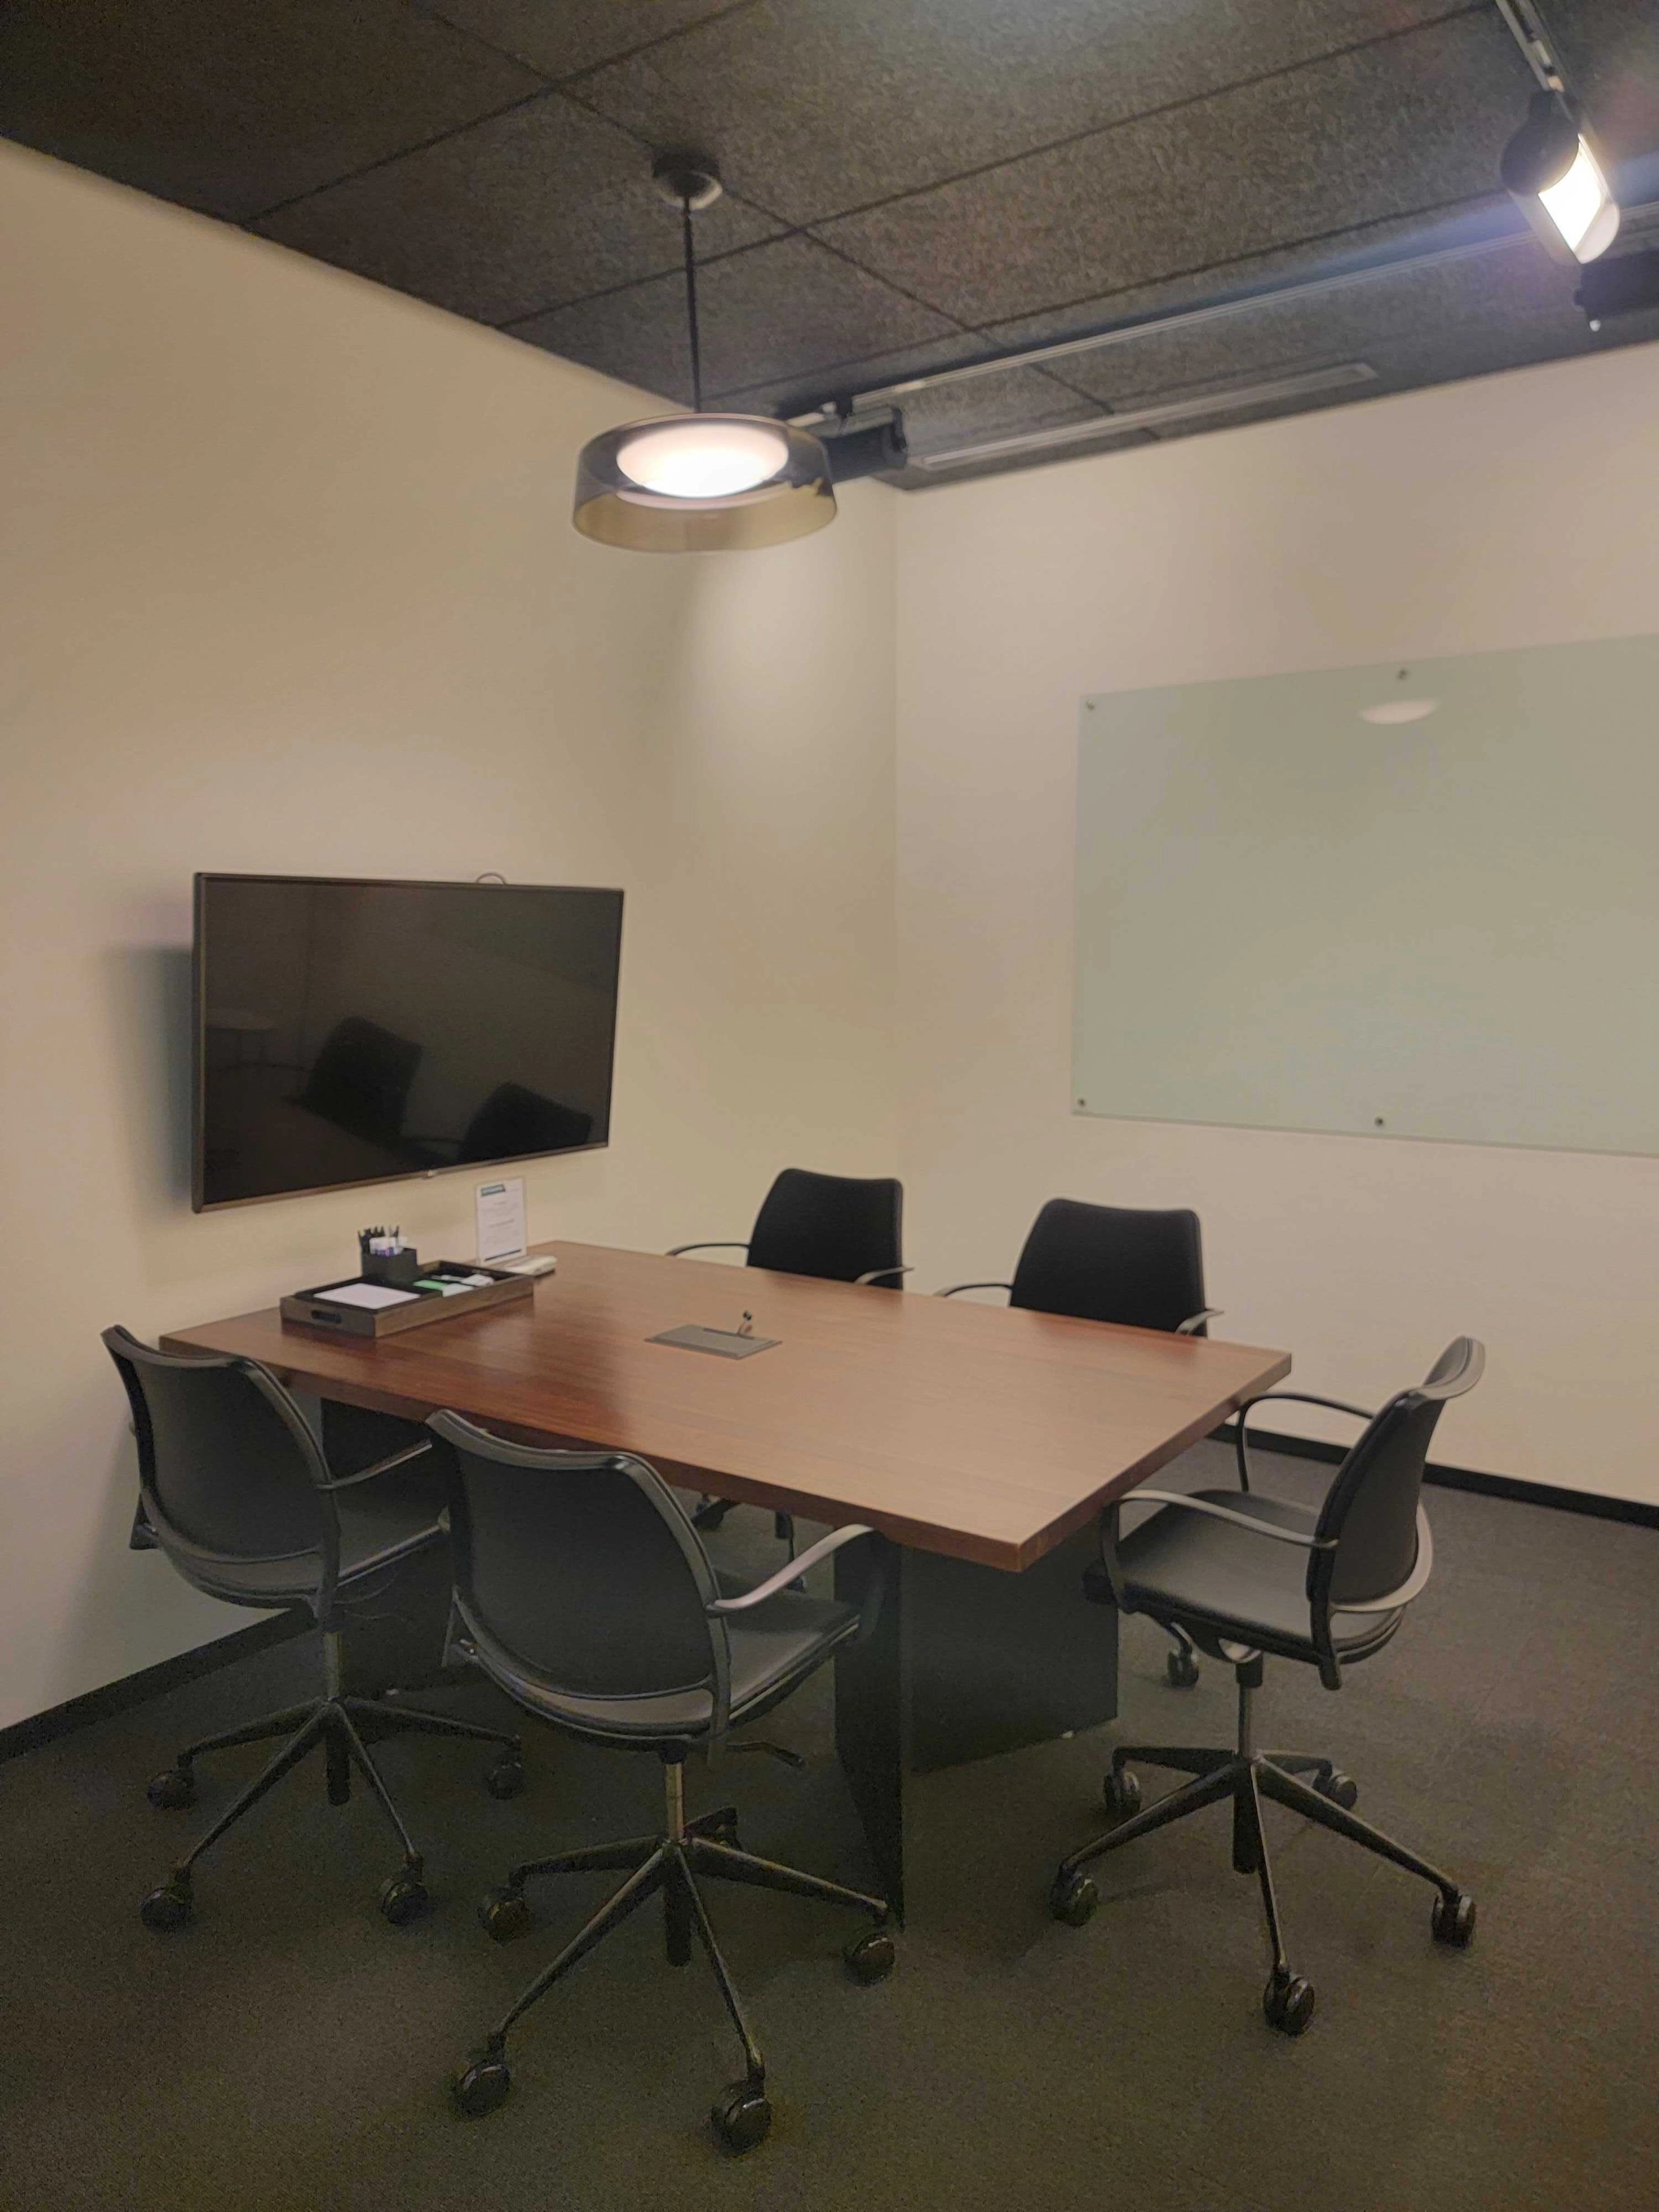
[1073,635,1659,1155]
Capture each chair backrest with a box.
[745,1168,903,1285]
[1009,1200,1206,1332]
[296,1015,421,1144]
[102,1327,331,1567]
[1312,1338,1485,1609]
[457,1082,593,1163]
[430,1412,729,1719]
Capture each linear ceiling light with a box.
[911,361,1377,473]
[573,154,834,552]
[1495,0,1619,263]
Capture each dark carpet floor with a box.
[2,1440,1656,2212]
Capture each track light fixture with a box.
[1501,92,1619,262]
[1495,1,1619,264]
[573,153,835,552]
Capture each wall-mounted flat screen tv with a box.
[194,874,624,1210]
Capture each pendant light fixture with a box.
[573,153,835,552]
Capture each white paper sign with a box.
[475,1176,527,1264]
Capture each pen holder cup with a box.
[360,1247,421,1289]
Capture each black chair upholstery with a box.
[1053,1339,1486,2035]
[939,1197,1214,1683]
[670,1167,906,1287]
[1010,1200,1207,1332]
[433,1413,895,2150]
[103,1328,522,1933]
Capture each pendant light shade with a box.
[574,415,834,552]
[572,154,836,552]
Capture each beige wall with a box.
[0,144,897,1728]
[894,342,1659,1505]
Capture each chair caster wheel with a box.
[1263,1971,1316,2035]
[1049,1872,1098,1927]
[1166,1648,1201,1688]
[479,1886,533,1942]
[147,1767,195,1811]
[1316,1770,1358,1811]
[1102,1767,1142,1818]
[710,2081,771,2154]
[844,1929,896,1984]
[484,1754,526,1801]
[140,1879,191,1930]
[451,2052,512,2119]
[1432,1890,1476,1948]
[379,1871,429,1926]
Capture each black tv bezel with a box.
[191,871,625,1213]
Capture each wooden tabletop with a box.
[162,1241,1290,1572]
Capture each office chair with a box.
[104,1328,525,1932]
[670,1167,907,1541]
[409,1081,595,1168]
[1049,1339,1484,2035]
[938,1199,1218,1686]
[431,1413,894,2153]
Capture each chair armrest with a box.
[1234,1390,1374,1492]
[706,1524,876,1613]
[855,1264,913,1287]
[666,1241,751,1259]
[1128,1490,1333,1550]
[933,1281,1013,1300]
[1175,1307,1222,1335]
[319,1438,436,1493]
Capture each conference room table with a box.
[164,1241,1290,1920]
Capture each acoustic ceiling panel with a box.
[515,234,961,404]
[255,94,779,326]
[812,12,1534,329]
[0,0,540,222]
[575,0,1473,228]
[412,0,753,84]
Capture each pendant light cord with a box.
[681,195,702,413]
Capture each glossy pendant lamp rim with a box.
[574,414,836,552]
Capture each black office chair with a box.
[671,1168,908,1542]
[939,1199,1219,1686]
[431,1413,894,2154]
[1049,1339,1484,2035]
[104,1328,525,1932]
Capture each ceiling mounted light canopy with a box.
[573,153,834,552]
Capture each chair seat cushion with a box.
[466,1574,859,1740]
[1116,1489,1401,1661]
[177,1483,444,1608]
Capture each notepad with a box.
[318,1282,421,1311]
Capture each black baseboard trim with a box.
[0,1609,310,1766]
[1223,1422,1659,1530]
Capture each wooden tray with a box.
[280,1261,534,1340]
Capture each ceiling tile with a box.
[514,234,960,404]
[813,11,1535,327]
[256,96,780,326]
[0,0,542,223]
[576,0,1473,228]
[415,1,757,82]
[715,332,996,416]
